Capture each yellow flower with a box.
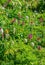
[5,29,9,34]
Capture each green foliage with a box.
[0,43,5,60]
[0,0,45,65]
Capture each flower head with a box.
[31,42,34,47]
[37,45,41,50]
[2,7,5,10]
[0,28,4,34]
[24,38,28,43]
[0,28,4,39]
[5,29,9,34]
[28,34,33,39]
[26,16,29,19]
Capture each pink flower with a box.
[28,34,33,39]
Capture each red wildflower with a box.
[28,34,33,39]
[37,45,41,50]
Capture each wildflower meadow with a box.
[0,0,45,65]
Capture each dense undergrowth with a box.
[0,0,45,65]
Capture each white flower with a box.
[31,42,34,47]
[2,7,5,10]
[26,16,29,19]
[24,38,28,43]
[0,28,4,34]
[20,34,23,37]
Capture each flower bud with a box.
[37,45,41,50]
[28,34,33,39]
[31,42,34,47]
[24,38,28,43]
[0,28,4,34]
